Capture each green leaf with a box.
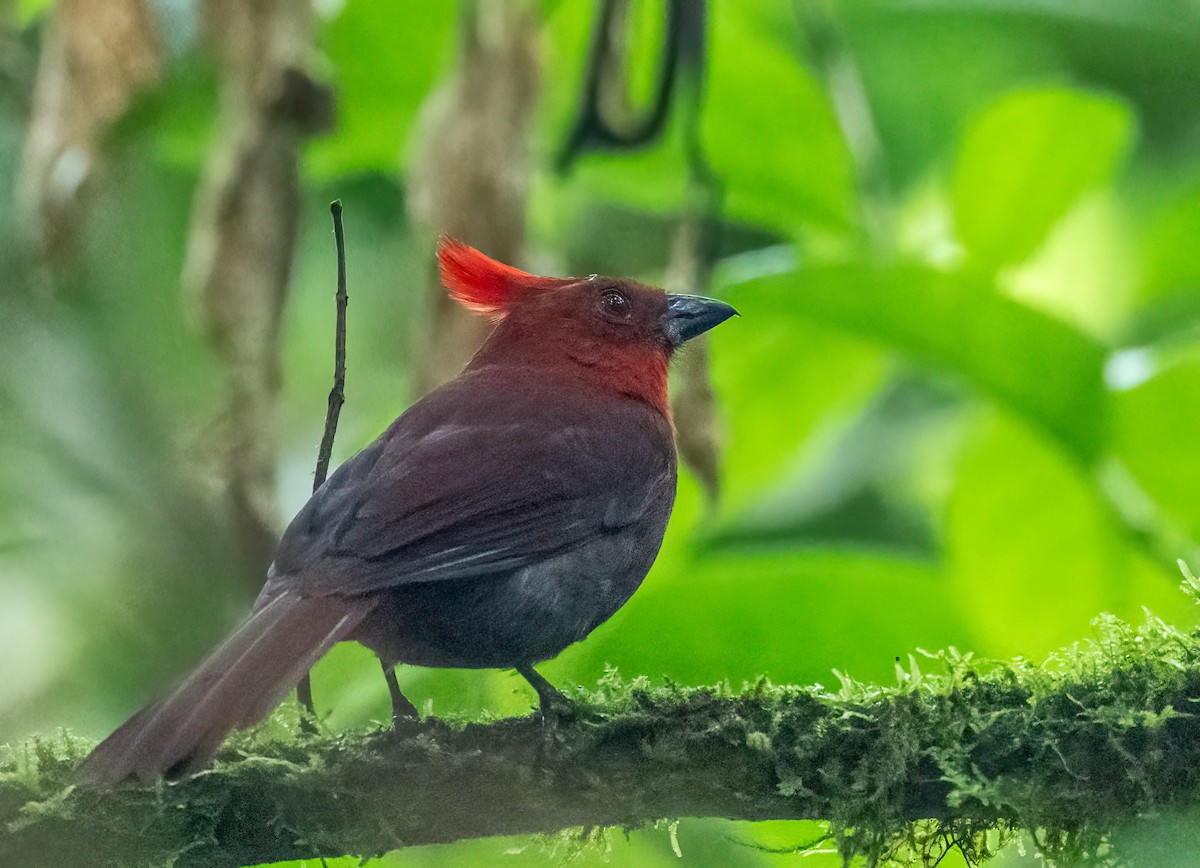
[307,3,457,178]
[846,8,1068,188]
[952,87,1134,271]
[708,309,885,512]
[721,262,1108,463]
[702,0,857,232]
[1140,185,1200,300]
[558,538,964,688]
[945,408,1186,658]
[708,373,960,560]
[1113,357,1200,538]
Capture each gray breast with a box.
[352,492,672,669]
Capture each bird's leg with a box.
[516,662,568,727]
[296,673,317,733]
[380,660,419,729]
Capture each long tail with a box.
[77,592,372,787]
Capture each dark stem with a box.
[297,200,350,721]
[557,0,707,172]
[314,199,348,492]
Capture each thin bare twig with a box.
[297,200,349,720]
[314,200,348,492]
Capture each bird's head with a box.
[438,237,736,410]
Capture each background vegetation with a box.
[3,0,1200,865]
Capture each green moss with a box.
[5,589,1200,866]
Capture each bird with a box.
[77,237,737,786]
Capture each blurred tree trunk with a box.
[182,0,333,586]
[666,215,724,503]
[406,0,541,394]
[17,0,160,265]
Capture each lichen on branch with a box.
[5,587,1200,868]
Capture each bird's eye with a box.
[598,289,631,319]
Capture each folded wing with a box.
[266,369,676,600]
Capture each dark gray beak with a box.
[661,294,738,347]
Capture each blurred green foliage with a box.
[2,1,1200,865]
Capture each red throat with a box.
[571,345,671,419]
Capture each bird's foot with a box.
[388,714,422,739]
[516,663,576,738]
[535,689,574,731]
[389,700,420,732]
[515,663,611,755]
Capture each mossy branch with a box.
[6,600,1200,867]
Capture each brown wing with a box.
[264,368,676,600]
